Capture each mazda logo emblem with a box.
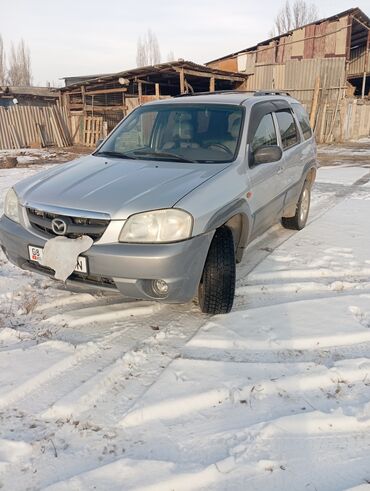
[51,218,67,235]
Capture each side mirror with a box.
[254,145,282,165]
[95,138,104,149]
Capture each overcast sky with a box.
[2,0,369,85]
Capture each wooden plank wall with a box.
[0,104,72,149]
[337,99,370,142]
[236,14,350,75]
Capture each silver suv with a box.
[0,92,316,314]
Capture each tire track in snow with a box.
[0,303,170,414]
[41,307,207,424]
[119,358,370,428]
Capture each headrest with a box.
[173,121,193,140]
[230,118,241,138]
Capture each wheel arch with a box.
[305,166,316,188]
[204,199,252,264]
[283,162,316,218]
[223,213,249,263]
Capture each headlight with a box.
[4,188,20,223]
[119,209,193,243]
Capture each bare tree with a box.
[0,35,6,86]
[7,39,32,86]
[136,29,161,67]
[136,37,146,67]
[167,50,175,62]
[271,0,319,36]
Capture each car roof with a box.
[145,91,299,107]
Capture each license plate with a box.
[28,245,88,274]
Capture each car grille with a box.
[26,208,110,241]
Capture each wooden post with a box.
[326,77,343,143]
[209,77,215,92]
[319,103,327,143]
[362,72,367,99]
[81,86,86,115]
[138,81,142,104]
[310,76,320,128]
[179,68,185,94]
[155,83,160,99]
[361,31,370,99]
[62,92,72,132]
[122,92,126,116]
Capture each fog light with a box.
[152,279,169,297]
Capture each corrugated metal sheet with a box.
[254,65,274,89]
[272,64,285,89]
[248,58,344,93]
[286,59,319,89]
[285,58,345,90]
[348,48,370,76]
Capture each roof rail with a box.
[253,90,291,96]
[173,90,291,98]
[174,90,254,98]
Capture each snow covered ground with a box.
[0,148,89,168]
[1,144,370,490]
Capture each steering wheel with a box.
[205,142,233,156]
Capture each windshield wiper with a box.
[133,150,196,163]
[95,150,137,160]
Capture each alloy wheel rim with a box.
[300,188,309,223]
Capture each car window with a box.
[114,111,157,153]
[250,113,277,154]
[292,103,313,140]
[275,110,299,149]
[99,103,244,164]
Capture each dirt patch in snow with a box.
[0,146,90,169]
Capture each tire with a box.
[198,227,236,315]
[282,181,311,230]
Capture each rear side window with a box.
[251,113,277,153]
[292,103,313,140]
[275,110,299,149]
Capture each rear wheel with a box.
[198,227,235,315]
[282,181,311,230]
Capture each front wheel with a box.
[282,181,311,230]
[198,227,235,315]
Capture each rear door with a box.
[247,112,287,238]
[290,102,316,180]
[274,109,302,191]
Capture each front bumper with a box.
[0,215,214,303]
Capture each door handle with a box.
[277,166,284,175]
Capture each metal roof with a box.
[0,86,58,98]
[207,7,370,64]
[62,73,116,86]
[60,60,247,91]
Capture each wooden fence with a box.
[332,98,370,142]
[0,104,72,149]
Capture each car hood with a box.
[15,155,228,219]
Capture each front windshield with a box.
[97,103,244,163]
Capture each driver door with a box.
[247,112,286,239]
